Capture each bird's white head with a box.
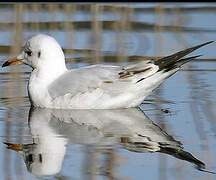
[2,34,67,73]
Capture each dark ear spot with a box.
[38,51,41,58]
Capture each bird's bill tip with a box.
[2,57,22,68]
[3,142,23,152]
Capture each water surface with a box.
[0,3,216,180]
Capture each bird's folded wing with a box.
[48,63,158,99]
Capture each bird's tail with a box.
[155,41,214,71]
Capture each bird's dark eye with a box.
[38,51,41,58]
[25,51,32,56]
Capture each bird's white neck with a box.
[32,66,67,84]
[28,62,67,108]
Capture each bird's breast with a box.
[28,74,52,108]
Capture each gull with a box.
[4,107,206,175]
[2,34,213,109]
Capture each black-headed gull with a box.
[4,107,205,175]
[2,34,213,109]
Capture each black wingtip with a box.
[159,146,206,171]
[155,40,214,71]
[175,54,203,66]
[203,40,214,45]
[163,55,203,72]
[181,54,203,61]
[195,41,214,49]
[194,54,203,58]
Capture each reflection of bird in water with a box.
[4,107,209,176]
[2,34,213,109]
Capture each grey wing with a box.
[48,63,159,99]
[48,65,122,99]
[48,40,214,100]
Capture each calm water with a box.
[0,3,216,180]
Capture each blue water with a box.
[0,3,216,180]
